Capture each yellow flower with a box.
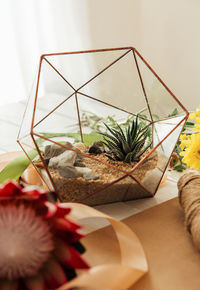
[192,123,200,132]
[189,106,200,121]
[180,133,200,170]
[189,112,197,120]
[179,134,192,150]
[196,117,200,124]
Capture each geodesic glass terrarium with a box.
[17,47,188,206]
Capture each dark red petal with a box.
[56,229,85,243]
[54,239,89,270]
[34,203,48,217]
[43,259,67,289]
[0,279,18,290]
[44,202,58,219]
[54,204,71,218]
[22,188,47,200]
[53,218,81,232]
[24,274,47,290]
[0,181,22,197]
[45,202,71,220]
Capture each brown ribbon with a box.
[58,203,148,290]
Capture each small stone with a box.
[75,154,84,161]
[49,150,77,168]
[58,166,99,180]
[88,141,105,154]
[74,166,99,180]
[58,167,78,178]
[83,172,99,180]
[44,142,73,159]
[75,167,92,176]
[74,161,86,167]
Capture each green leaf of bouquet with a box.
[173,164,187,172]
[168,108,178,117]
[82,133,104,146]
[39,132,104,147]
[0,149,38,184]
[185,121,195,127]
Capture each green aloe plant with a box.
[100,115,152,163]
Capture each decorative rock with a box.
[49,150,77,168]
[75,167,92,176]
[46,140,99,180]
[44,142,73,159]
[58,166,99,180]
[88,141,105,154]
[75,167,99,180]
[58,167,79,178]
[83,172,99,180]
[74,161,86,167]
[75,154,84,161]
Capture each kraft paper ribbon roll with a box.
[178,171,200,251]
[58,203,148,290]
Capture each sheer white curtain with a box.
[0,0,91,105]
[1,0,200,109]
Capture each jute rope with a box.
[178,171,200,250]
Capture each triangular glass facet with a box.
[135,51,186,121]
[45,49,131,90]
[75,92,151,145]
[78,50,151,121]
[153,116,185,149]
[131,119,185,194]
[18,76,38,139]
[33,94,82,145]
[33,58,75,127]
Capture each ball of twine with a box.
[178,171,200,250]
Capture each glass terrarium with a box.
[17,47,188,206]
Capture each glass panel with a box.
[33,58,75,126]
[131,120,185,194]
[33,94,82,144]
[18,134,55,192]
[135,51,186,121]
[18,76,37,139]
[34,139,128,205]
[79,50,151,120]
[45,49,130,90]
[153,116,185,149]
[76,92,151,145]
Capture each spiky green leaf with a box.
[135,141,152,159]
[124,152,134,163]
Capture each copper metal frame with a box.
[17,47,189,203]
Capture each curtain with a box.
[0,0,91,105]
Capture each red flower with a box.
[170,152,179,168]
[0,181,89,290]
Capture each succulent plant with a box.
[100,115,152,163]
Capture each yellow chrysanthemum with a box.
[179,134,192,150]
[180,133,200,170]
[189,106,200,122]
[192,123,200,132]
[196,117,200,124]
[189,112,197,120]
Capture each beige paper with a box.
[82,198,200,290]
